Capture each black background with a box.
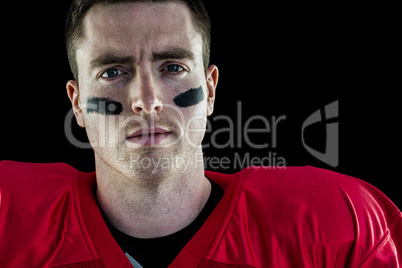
[0,2,400,208]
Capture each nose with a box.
[131,75,163,115]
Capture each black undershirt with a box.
[101,179,224,268]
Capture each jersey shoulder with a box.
[0,161,98,267]
[0,160,83,213]
[231,166,401,266]
[0,160,81,187]
[207,166,402,268]
[0,160,83,218]
[0,160,84,214]
[237,165,400,221]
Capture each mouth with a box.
[126,127,172,146]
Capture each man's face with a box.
[67,2,218,179]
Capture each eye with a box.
[164,64,184,73]
[101,68,124,78]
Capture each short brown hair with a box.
[65,0,211,80]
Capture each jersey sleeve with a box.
[335,170,402,268]
[302,167,402,267]
[359,217,402,267]
[352,193,402,267]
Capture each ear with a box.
[206,65,219,116]
[66,80,85,128]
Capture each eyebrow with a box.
[152,48,195,62]
[89,48,195,70]
[90,54,134,70]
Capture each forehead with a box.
[77,2,202,65]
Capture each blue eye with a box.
[165,64,184,73]
[101,69,123,78]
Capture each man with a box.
[0,0,401,267]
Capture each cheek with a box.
[181,104,209,148]
[82,114,102,147]
[83,113,124,149]
[184,115,208,148]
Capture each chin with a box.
[126,150,176,182]
[96,141,198,183]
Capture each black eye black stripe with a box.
[87,97,123,115]
[173,86,204,108]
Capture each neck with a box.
[95,150,211,239]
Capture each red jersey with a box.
[0,161,401,267]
